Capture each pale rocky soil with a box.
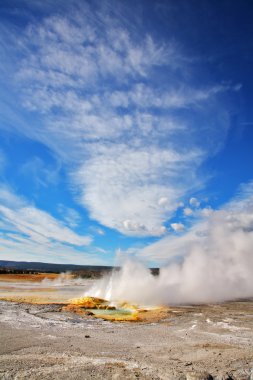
[0,300,253,379]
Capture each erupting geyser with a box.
[85,191,253,306]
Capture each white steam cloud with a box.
[86,185,253,305]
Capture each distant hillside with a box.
[0,260,114,274]
[0,260,159,278]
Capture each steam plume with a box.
[86,185,253,305]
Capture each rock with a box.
[85,335,90,338]
[213,375,236,380]
[84,310,94,316]
[106,306,116,310]
[233,369,251,380]
[98,305,108,310]
[186,371,213,380]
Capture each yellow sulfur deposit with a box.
[67,296,142,321]
[118,301,138,310]
[69,296,109,309]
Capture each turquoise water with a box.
[92,308,133,316]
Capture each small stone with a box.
[84,310,94,316]
[186,371,213,380]
[85,335,90,338]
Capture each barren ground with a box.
[0,273,59,282]
[0,275,252,379]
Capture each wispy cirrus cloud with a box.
[0,2,239,238]
[20,156,61,188]
[57,204,81,228]
[0,186,110,264]
[0,234,105,265]
[0,186,91,246]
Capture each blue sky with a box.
[0,0,252,266]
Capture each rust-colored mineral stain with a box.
[0,273,61,282]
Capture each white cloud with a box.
[20,156,61,187]
[170,222,185,232]
[0,187,91,247]
[89,227,105,236]
[0,187,111,264]
[57,204,81,228]
[158,197,169,207]
[108,83,232,110]
[200,207,213,217]
[183,207,193,216]
[0,234,106,266]
[0,4,236,237]
[0,186,24,209]
[19,13,167,92]
[74,144,202,236]
[139,182,253,262]
[189,197,200,208]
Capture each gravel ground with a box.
[0,300,253,379]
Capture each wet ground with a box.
[0,274,94,304]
